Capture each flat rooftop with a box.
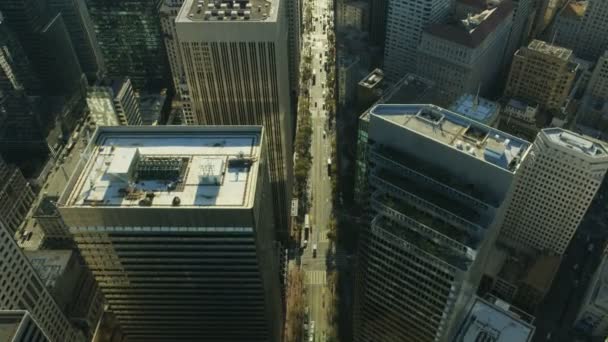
[25,250,72,288]
[455,297,535,341]
[450,94,500,125]
[184,0,273,21]
[543,128,608,157]
[63,127,262,208]
[370,104,530,172]
[527,39,573,61]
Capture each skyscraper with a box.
[86,0,166,90]
[0,310,50,342]
[498,128,608,255]
[160,0,194,123]
[353,104,530,341]
[0,221,85,342]
[58,126,283,341]
[176,0,293,240]
[368,0,388,47]
[572,0,608,61]
[382,0,452,80]
[0,155,35,233]
[47,0,105,81]
[286,0,301,93]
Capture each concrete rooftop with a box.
[543,128,608,158]
[370,104,530,172]
[62,127,262,208]
[456,297,535,341]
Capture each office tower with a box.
[86,0,165,89]
[369,0,388,47]
[58,126,283,341]
[575,253,608,337]
[551,1,585,51]
[0,155,35,233]
[416,0,513,102]
[503,0,533,65]
[382,0,452,81]
[0,0,85,97]
[47,0,105,81]
[449,94,500,126]
[587,51,608,100]
[353,74,439,205]
[353,104,530,341]
[0,310,50,342]
[453,296,535,341]
[25,250,104,339]
[176,0,293,240]
[572,0,608,61]
[0,13,41,94]
[160,0,194,124]
[286,0,301,94]
[338,1,369,32]
[338,54,360,107]
[505,40,579,113]
[87,79,143,126]
[499,129,608,255]
[0,222,84,342]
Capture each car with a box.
[312,244,317,258]
[303,240,308,248]
[323,130,326,138]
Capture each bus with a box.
[304,214,310,239]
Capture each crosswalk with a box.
[305,270,327,285]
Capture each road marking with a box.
[305,270,327,285]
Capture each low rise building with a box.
[86,78,142,127]
[338,54,361,107]
[449,94,500,126]
[356,69,385,111]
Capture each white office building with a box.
[499,128,608,255]
[354,104,530,342]
[176,0,293,239]
[383,0,452,81]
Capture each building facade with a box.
[176,0,293,240]
[417,0,513,102]
[572,0,608,61]
[550,1,586,52]
[58,126,283,341]
[338,54,360,107]
[87,79,142,126]
[159,0,194,124]
[382,0,452,80]
[0,221,85,342]
[0,155,35,233]
[504,40,579,114]
[47,0,104,81]
[369,0,388,47]
[0,310,50,342]
[86,0,165,90]
[353,104,529,342]
[498,128,608,255]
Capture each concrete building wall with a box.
[0,155,35,233]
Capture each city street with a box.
[299,0,334,340]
